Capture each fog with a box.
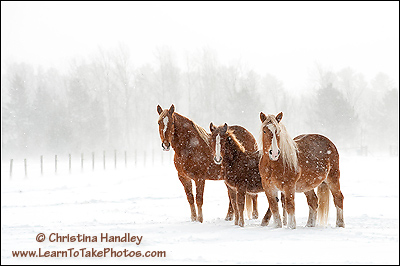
[1,2,399,160]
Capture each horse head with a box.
[209,122,229,165]
[260,112,283,161]
[157,104,175,151]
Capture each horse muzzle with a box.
[162,142,171,151]
[269,149,280,161]
[214,156,222,165]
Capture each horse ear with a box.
[276,112,283,123]
[169,104,175,115]
[157,105,163,115]
[222,123,228,134]
[260,112,267,123]
[210,122,216,133]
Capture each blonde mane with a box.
[158,110,211,147]
[261,115,298,171]
[157,109,169,123]
[227,129,246,153]
[193,122,211,147]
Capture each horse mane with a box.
[169,113,210,147]
[261,116,298,171]
[193,121,211,147]
[227,129,246,153]
[157,109,169,123]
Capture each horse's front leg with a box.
[283,186,296,229]
[178,175,197,221]
[194,179,205,223]
[225,184,234,221]
[261,178,282,228]
[237,189,246,227]
[281,192,287,226]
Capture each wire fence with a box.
[4,149,174,179]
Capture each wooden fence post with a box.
[81,153,84,172]
[55,155,58,174]
[24,158,27,178]
[69,154,72,174]
[10,159,13,179]
[135,150,137,166]
[114,150,117,169]
[40,156,43,176]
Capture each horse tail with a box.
[245,193,252,219]
[317,181,330,226]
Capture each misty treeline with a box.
[1,45,399,159]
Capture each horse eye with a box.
[263,130,266,133]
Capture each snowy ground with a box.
[1,153,399,264]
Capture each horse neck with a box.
[223,135,244,165]
[172,113,209,151]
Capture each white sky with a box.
[1,1,399,93]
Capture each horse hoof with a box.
[336,222,345,228]
[225,215,233,221]
[273,222,283,228]
[261,219,269,226]
[306,222,316,227]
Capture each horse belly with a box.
[174,155,222,181]
[295,170,327,193]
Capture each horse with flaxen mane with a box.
[157,104,259,222]
[209,123,273,227]
[259,112,345,229]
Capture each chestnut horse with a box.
[209,123,273,227]
[259,112,344,229]
[157,104,258,222]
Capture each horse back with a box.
[229,125,258,152]
[295,133,339,173]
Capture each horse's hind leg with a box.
[252,194,259,219]
[326,167,345,228]
[304,189,318,227]
[244,193,258,219]
[227,186,239,225]
[179,175,197,221]
[194,179,205,223]
[225,184,234,221]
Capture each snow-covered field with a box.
[1,153,399,264]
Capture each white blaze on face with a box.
[215,134,222,163]
[267,124,280,160]
[162,116,169,137]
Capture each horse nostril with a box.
[278,150,280,155]
[269,150,273,155]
